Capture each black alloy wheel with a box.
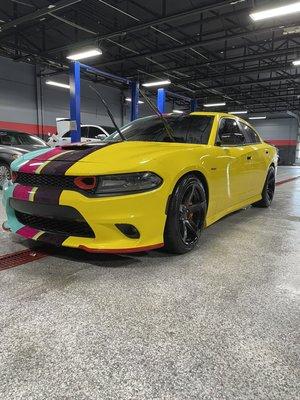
[164,175,207,254]
[253,166,275,208]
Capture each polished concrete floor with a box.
[0,166,299,400]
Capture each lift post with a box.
[156,88,198,114]
[157,88,166,113]
[69,61,81,143]
[69,61,139,143]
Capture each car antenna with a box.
[89,85,126,141]
[138,88,175,142]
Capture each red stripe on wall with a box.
[265,139,298,146]
[0,120,56,135]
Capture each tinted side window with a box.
[218,118,245,145]
[81,127,89,137]
[89,127,102,138]
[0,131,19,145]
[240,123,261,144]
[0,132,11,145]
[186,116,213,144]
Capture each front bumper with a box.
[2,180,168,253]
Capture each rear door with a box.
[238,121,267,196]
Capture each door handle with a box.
[247,156,252,160]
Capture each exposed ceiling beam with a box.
[196,74,300,92]
[0,0,82,33]
[173,64,298,85]
[97,25,299,68]
[42,0,232,55]
[127,40,300,78]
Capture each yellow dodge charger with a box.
[2,112,277,254]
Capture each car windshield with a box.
[0,131,46,146]
[104,115,214,144]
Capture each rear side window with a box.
[239,122,261,144]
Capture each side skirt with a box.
[205,194,262,227]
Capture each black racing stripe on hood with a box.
[39,143,114,175]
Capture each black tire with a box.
[253,166,275,208]
[0,162,10,190]
[164,175,207,254]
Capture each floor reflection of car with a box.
[51,125,111,146]
[0,130,48,188]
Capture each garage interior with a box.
[0,0,299,399]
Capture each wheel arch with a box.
[166,169,210,214]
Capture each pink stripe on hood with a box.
[19,147,63,174]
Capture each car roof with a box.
[190,111,250,126]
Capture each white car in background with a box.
[48,125,110,147]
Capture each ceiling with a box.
[0,0,299,113]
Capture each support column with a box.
[130,81,139,121]
[157,88,166,113]
[191,99,198,112]
[69,61,81,143]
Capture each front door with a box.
[215,118,256,208]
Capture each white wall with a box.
[0,56,124,132]
[251,117,298,141]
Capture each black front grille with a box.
[16,172,76,190]
[15,211,95,238]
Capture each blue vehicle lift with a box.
[156,88,197,113]
[69,61,139,143]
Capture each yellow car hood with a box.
[64,141,206,175]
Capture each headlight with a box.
[95,172,162,195]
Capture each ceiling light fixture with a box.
[125,97,144,104]
[173,109,184,114]
[67,48,102,61]
[250,2,300,21]
[229,110,248,115]
[46,80,70,89]
[249,116,267,120]
[203,102,226,107]
[292,59,300,66]
[142,79,171,87]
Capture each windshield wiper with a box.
[89,85,126,141]
[138,88,175,142]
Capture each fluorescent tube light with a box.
[67,49,102,61]
[125,97,144,104]
[203,102,226,107]
[229,110,248,115]
[250,2,300,21]
[249,116,267,120]
[173,109,184,114]
[292,59,300,66]
[46,80,70,89]
[142,79,171,87]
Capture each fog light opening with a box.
[116,224,140,239]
